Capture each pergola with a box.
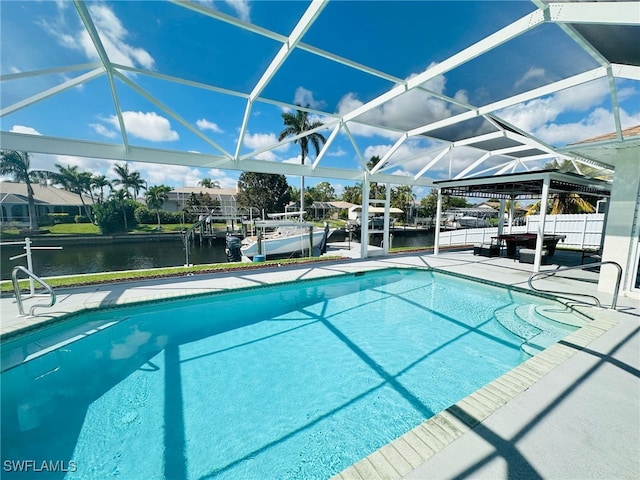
[433,170,612,270]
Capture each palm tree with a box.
[526,193,596,215]
[91,175,112,204]
[55,164,94,218]
[145,184,173,229]
[198,178,220,189]
[278,106,326,219]
[113,163,146,199]
[392,185,416,223]
[110,188,132,230]
[0,150,51,229]
[367,156,386,200]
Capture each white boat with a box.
[445,215,490,229]
[456,216,490,228]
[240,214,332,258]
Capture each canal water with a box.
[1,230,434,280]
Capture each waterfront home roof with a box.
[0,182,94,206]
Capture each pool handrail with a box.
[11,265,57,316]
[528,261,622,310]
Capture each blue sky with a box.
[1,0,638,200]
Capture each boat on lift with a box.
[234,212,332,259]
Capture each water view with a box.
[1,231,434,280]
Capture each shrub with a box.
[135,206,183,224]
[134,206,155,224]
[94,199,138,234]
[74,215,92,224]
[39,213,78,226]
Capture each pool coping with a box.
[0,256,632,478]
[331,308,619,480]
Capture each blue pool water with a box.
[1,268,580,479]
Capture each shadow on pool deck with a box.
[1,250,638,479]
[400,321,640,480]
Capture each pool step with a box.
[495,304,584,358]
[515,304,582,357]
[532,304,590,328]
[515,305,581,333]
[494,307,541,341]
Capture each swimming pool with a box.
[1,268,586,479]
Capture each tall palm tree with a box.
[367,156,386,200]
[198,178,220,189]
[0,150,51,229]
[54,164,93,218]
[392,185,416,223]
[91,175,112,204]
[145,184,173,229]
[110,188,132,230]
[113,163,146,199]
[278,106,326,219]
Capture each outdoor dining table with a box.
[493,233,567,258]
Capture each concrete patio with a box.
[1,249,638,479]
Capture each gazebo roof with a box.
[433,170,612,200]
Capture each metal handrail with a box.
[11,266,57,316]
[528,261,622,310]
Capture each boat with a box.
[235,213,332,259]
[445,215,490,229]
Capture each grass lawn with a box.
[0,222,192,238]
[1,256,345,293]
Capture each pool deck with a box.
[1,249,639,479]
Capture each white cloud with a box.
[104,111,179,142]
[328,147,347,157]
[332,183,345,197]
[294,87,327,109]
[282,155,302,165]
[203,168,238,189]
[497,78,632,145]
[41,3,155,70]
[514,67,548,90]
[224,0,251,22]
[361,139,477,178]
[10,125,42,135]
[243,131,289,161]
[90,123,118,138]
[196,118,223,133]
[534,107,640,146]
[26,153,116,178]
[336,66,465,141]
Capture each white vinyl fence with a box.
[438,213,604,250]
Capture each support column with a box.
[507,195,515,234]
[382,183,391,254]
[598,147,640,296]
[498,198,506,237]
[434,188,443,255]
[360,173,370,259]
[533,178,550,272]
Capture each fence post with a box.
[580,215,587,249]
[25,237,35,295]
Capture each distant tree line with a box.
[5,146,599,236]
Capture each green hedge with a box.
[134,206,183,224]
[39,213,76,226]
